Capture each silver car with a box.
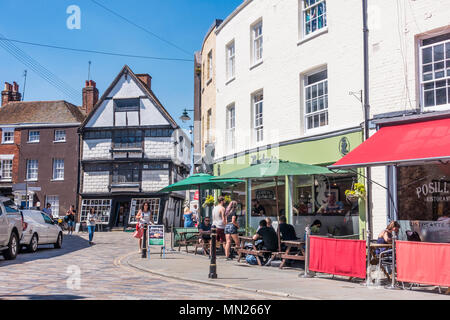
[21,210,63,253]
[0,197,23,260]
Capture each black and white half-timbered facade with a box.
[79,65,191,230]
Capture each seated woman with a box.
[376,221,400,254]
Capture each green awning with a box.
[212,160,334,179]
[159,173,244,192]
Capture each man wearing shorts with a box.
[212,196,226,249]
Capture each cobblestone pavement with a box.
[0,232,283,300]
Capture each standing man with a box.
[43,203,53,220]
[212,196,226,251]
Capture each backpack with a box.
[246,254,258,265]
[406,230,421,242]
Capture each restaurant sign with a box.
[416,181,450,202]
[256,190,275,200]
[148,225,165,246]
[400,219,450,243]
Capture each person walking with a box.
[212,196,226,251]
[224,201,240,260]
[43,203,53,220]
[65,205,76,235]
[134,202,153,252]
[87,207,98,245]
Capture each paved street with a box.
[0,232,284,300]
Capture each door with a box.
[41,213,56,243]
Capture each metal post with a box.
[387,231,397,289]
[141,223,148,259]
[365,228,372,286]
[209,226,217,279]
[301,226,313,278]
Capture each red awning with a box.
[330,118,450,169]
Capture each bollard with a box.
[209,226,217,279]
[141,223,148,259]
[365,229,371,286]
[387,231,398,289]
[301,226,313,278]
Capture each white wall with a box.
[215,0,364,160]
[141,170,170,192]
[83,171,110,193]
[144,137,174,159]
[82,139,112,160]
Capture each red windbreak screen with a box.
[396,241,450,287]
[309,236,367,279]
[331,118,450,168]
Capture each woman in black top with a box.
[224,201,240,260]
[66,205,76,235]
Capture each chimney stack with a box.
[82,80,99,114]
[2,81,21,106]
[136,74,152,90]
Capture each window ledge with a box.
[250,60,263,71]
[297,27,328,46]
[1,142,14,145]
[51,179,64,182]
[53,140,66,143]
[0,179,12,182]
[25,179,38,182]
[225,77,236,86]
[27,141,40,144]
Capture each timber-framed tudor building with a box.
[79,65,191,230]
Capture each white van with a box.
[20,210,63,252]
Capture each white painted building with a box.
[79,65,191,229]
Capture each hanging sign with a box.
[256,190,275,200]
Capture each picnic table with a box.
[178,231,200,253]
[236,236,271,266]
[272,240,305,269]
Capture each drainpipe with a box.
[363,0,373,240]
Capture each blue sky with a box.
[0,0,242,130]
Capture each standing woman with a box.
[224,201,240,260]
[134,202,153,252]
[87,207,98,245]
[66,205,76,235]
[183,207,194,228]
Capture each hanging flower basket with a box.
[202,195,215,208]
[345,183,366,202]
[345,192,360,203]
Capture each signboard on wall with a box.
[148,225,165,246]
[256,190,275,200]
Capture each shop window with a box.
[128,198,160,224]
[420,33,450,108]
[81,199,112,224]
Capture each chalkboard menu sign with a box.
[256,190,275,200]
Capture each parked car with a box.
[20,210,63,252]
[0,197,24,260]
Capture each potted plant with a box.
[345,183,366,202]
[202,195,215,208]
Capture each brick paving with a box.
[0,232,283,300]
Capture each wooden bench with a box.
[271,240,305,269]
[174,228,199,253]
[237,236,271,266]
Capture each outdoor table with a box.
[368,243,393,280]
[236,236,271,266]
[194,231,211,256]
[272,240,305,269]
[178,231,200,253]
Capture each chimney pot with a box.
[82,79,99,114]
[136,74,152,90]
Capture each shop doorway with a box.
[113,201,130,228]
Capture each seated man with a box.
[278,215,297,241]
[253,219,279,265]
[198,217,212,251]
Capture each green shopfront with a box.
[214,128,367,239]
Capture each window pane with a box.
[436,88,447,105]
[424,90,435,107]
[434,44,444,61]
[422,47,432,64]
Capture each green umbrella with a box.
[212,160,334,252]
[211,160,333,179]
[159,173,244,192]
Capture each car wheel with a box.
[2,232,19,260]
[54,232,63,249]
[27,234,38,253]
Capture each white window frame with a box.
[28,131,40,143]
[419,35,450,111]
[81,199,112,225]
[128,198,160,224]
[226,41,236,81]
[251,20,263,66]
[0,159,13,181]
[46,195,60,218]
[301,0,327,38]
[252,91,264,143]
[226,104,236,151]
[304,68,329,133]
[52,159,64,181]
[54,130,66,142]
[207,50,213,82]
[2,128,14,144]
[26,159,38,181]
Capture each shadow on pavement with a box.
[0,294,86,300]
[0,234,90,266]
